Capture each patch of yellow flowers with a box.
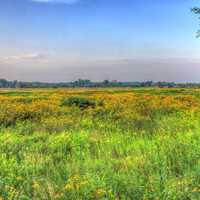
[65,175,89,191]
[0,88,199,127]
[32,180,40,189]
[65,175,107,198]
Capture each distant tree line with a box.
[0,78,200,88]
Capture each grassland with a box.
[0,88,200,200]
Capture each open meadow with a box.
[1,88,200,200]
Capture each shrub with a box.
[61,97,96,109]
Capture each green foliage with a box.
[192,7,200,37]
[61,97,96,109]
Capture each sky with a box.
[0,0,200,82]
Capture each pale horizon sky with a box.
[1,0,200,82]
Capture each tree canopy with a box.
[192,7,200,37]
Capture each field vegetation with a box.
[0,88,200,199]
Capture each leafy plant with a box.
[61,97,96,109]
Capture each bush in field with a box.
[61,97,96,109]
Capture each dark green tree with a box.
[192,7,200,37]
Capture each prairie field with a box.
[1,88,200,200]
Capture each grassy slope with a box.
[0,88,200,200]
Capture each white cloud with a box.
[31,0,79,4]
[3,53,48,63]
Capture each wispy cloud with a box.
[3,53,48,63]
[31,0,79,4]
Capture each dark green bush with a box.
[61,97,96,109]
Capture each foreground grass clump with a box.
[1,88,200,199]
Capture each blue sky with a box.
[0,0,200,82]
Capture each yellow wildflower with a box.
[32,181,39,189]
[16,176,23,181]
[65,183,73,190]
[95,188,105,198]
